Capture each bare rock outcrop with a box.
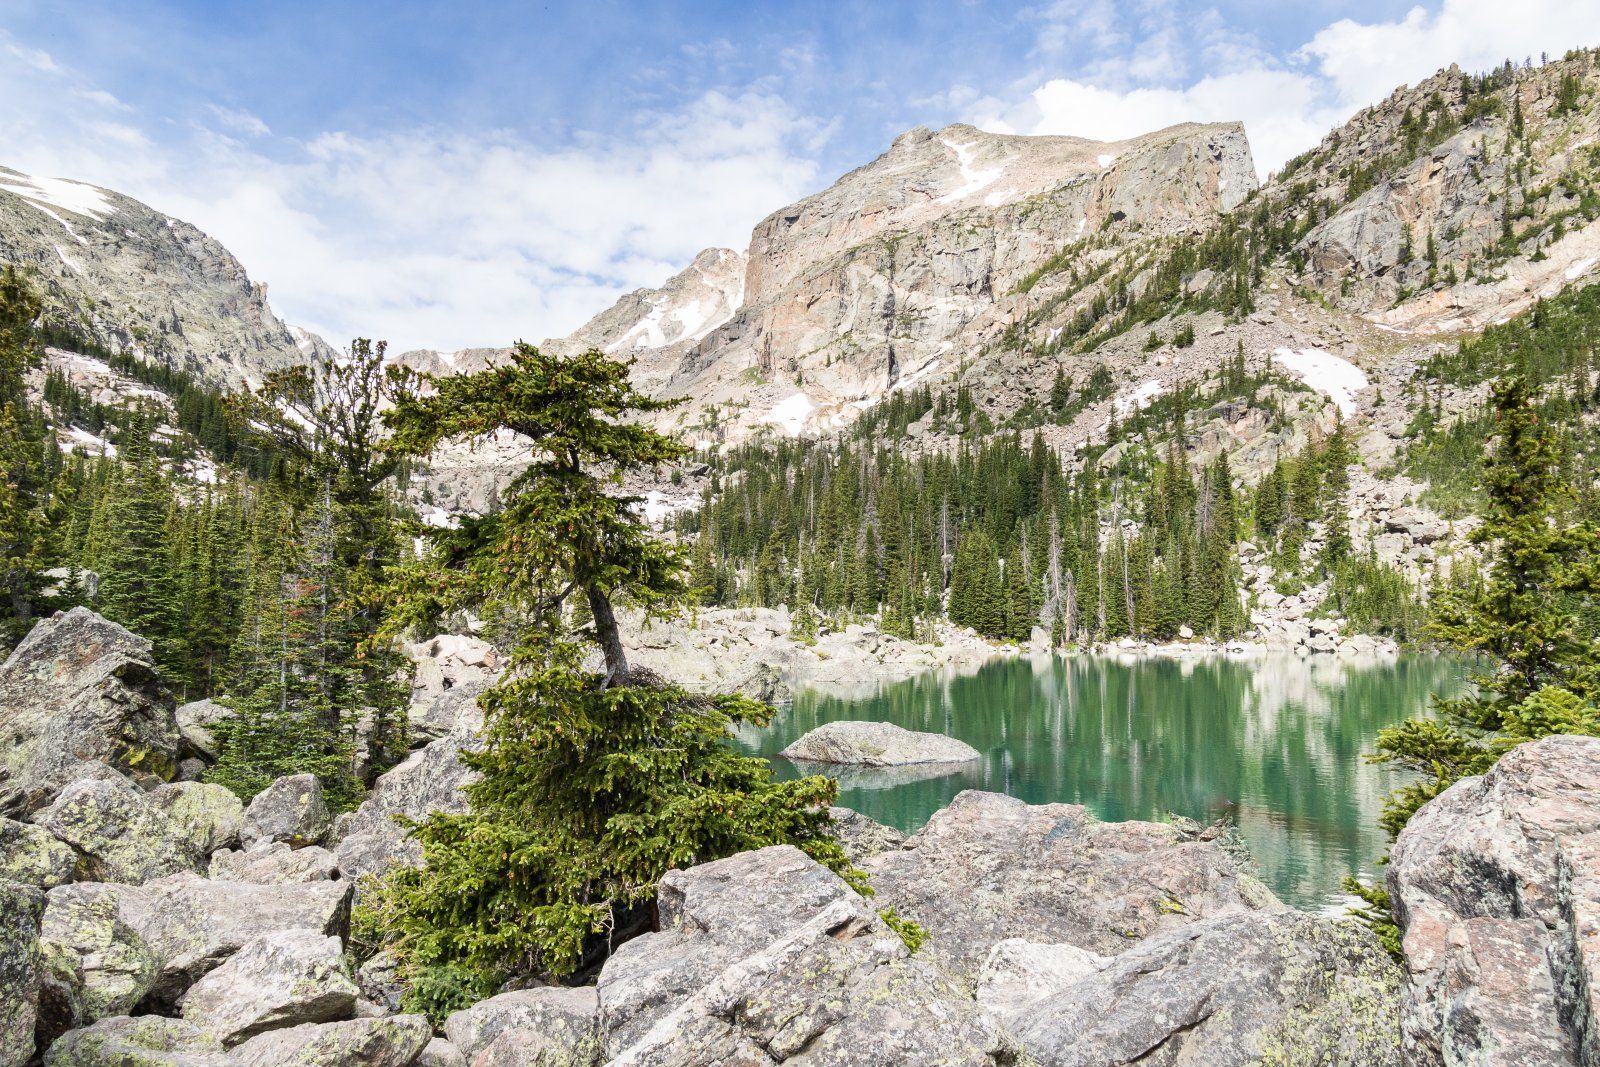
[780,720,980,766]
[1389,734,1600,1066]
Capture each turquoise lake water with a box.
[734,653,1471,910]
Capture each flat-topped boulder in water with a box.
[779,720,980,766]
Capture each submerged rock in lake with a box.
[780,720,981,766]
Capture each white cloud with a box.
[978,0,1600,177]
[0,36,822,353]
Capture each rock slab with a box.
[779,720,980,765]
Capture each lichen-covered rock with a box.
[147,783,244,857]
[0,608,180,815]
[405,680,487,747]
[353,952,405,1016]
[43,1015,229,1067]
[240,775,330,850]
[974,938,1107,1026]
[132,875,352,1004]
[1389,734,1600,1066]
[37,883,158,1045]
[208,844,338,885]
[173,700,233,763]
[179,930,357,1047]
[333,727,477,884]
[0,817,76,888]
[1,880,44,1067]
[414,1037,466,1067]
[1012,912,1402,1066]
[227,1015,432,1067]
[34,777,204,885]
[862,790,1282,985]
[443,987,599,1064]
[779,720,980,765]
[598,845,1014,1065]
[825,806,905,862]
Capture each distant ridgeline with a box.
[676,346,1427,646]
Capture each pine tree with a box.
[0,269,56,644]
[374,345,854,1015]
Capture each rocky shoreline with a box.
[4,606,1583,1066]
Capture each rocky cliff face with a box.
[0,166,329,388]
[523,120,1256,443]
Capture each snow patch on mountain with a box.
[1272,347,1368,417]
[937,139,1005,204]
[0,172,115,221]
[767,392,815,436]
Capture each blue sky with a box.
[3,0,1599,351]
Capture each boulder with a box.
[598,845,1013,1065]
[405,680,486,747]
[34,776,204,884]
[0,817,76,888]
[1389,734,1600,1066]
[974,938,1107,1026]
[227,1015,431,1067]
[353,952,405,1016]
[37,884,159,1044]
[0,608,181,814]
[129,874,353,1003]
[443,987,599,1064]
[825,806,905,863]
[209,843,338,885]
[174,700,233,763]
[240,775,330,850]
[861,790,1282,985]
[779,720,980,765]
[43,1015,229,1067]
[147,783,244,857]
[1,880,44,1067]
[1012,912,1401,1066]
[333,727,477,884]
[414,1037,466,1067]
[179,931,357,1047]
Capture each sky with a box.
[2,0,1599,353]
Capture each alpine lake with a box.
[734,652,1472,911]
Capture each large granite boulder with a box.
[1,880,44,1067]
[405,680,487,747]
[179,930,358,1047]
[240,775,330,850]
[34,776,205,884]
[1389,734,1600,1066]
[173,700,233,763]
[333,727,477,884]
[0,817,76,888]
[597,845,1014,1065]
[973,938,1106,1027]
[1012,912,1402,1066]
[353,952,405,1017]
[43,1015,229,1067]
[37,884,159,1045]
[443,987,599,1065]
[227,1015,431,1067]
[780,720,980,765]
[147,783,244,857]
[0,609,180,814]
[209,843,338,885]
[825,806,905,863]
[862,790,1282,985]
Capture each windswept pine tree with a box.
[0,268,58,644]
[372,343,855,1016]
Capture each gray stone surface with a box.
[780,720,980,766]
[147,783,244,857]
[208,844,338,885]
[227,1015,432,1067]
[973,938,1107,1026]
[862,790,1282,985]
[0,608,180,815]
[1012,912,1401,1066]
[353,952,405,1017]
[179,930,357,1047]
[240,775,330,850]
[35,776,204,885]
[1,879,44,1067]
[37,883,158,1044]
[0,817,76,888]
[174,700,233,763]
[42,1015,229,1067]
[598,845,1014,1065]
[444,987,599,1065]
[1389,734,1600,1066]
[825,806,905,863]
[333,727,477,884]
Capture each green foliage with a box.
[373,344,856,1015]
[877,907,928,953]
